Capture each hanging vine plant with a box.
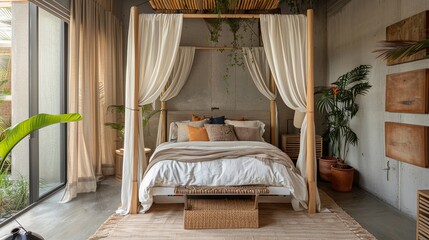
[281,0,316,14]
[204,0,259,91]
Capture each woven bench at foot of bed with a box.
[175,185,269,195]
[184,199,258,229]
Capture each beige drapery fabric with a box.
[61,0,123,202]
[117,13,182,214]
[156,47,195,146]
[242,47,278,146]
[260,14,320,210]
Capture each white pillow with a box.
[224,120,266,141]
[169,121,189,142]
[175,119,209,142]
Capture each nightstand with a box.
[280,134,322,162]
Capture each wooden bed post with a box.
[161,100,167,142]
[269,75,277,146]
[306,9,317,214]
[130,6,140,214]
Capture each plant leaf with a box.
[0,113,82,160]
[374,40,429,61]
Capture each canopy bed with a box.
[117,6,318,216]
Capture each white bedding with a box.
[139,141,308,212]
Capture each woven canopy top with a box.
[149,0,280,13]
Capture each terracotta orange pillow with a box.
[188,125,209,141]
[192,114,205,121]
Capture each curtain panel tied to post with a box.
[156,47,195,146]
[260,14,320,211]
[117,13,183,214]
[242,47,278,146]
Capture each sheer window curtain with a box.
[117,13,182,214]
[156,47,195,146]
[242,47,278,145]
[260,14,319,210]
[61,0,123,202]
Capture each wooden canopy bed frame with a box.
[128,7,316,215]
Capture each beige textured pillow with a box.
[177,119,208,142]
[224,120,265,141]
[233,126,260,141]
[205,124,237,141]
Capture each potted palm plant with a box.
[105,104,160,180]
[316,65,372,192]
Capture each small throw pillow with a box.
[226,117,245,121]
[188,126,209,141]
[205,124,237,141]
[177,119,208,142]
[209,116,225,124]
[224,120,265,141]
[192,114,205,122]
[234,126,260,141]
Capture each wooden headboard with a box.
[166,110,271,142]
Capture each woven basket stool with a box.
[175,186,269,229]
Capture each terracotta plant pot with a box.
[331,163,354,192]
[318,156,338,182]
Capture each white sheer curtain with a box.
[156,47,195,146]
[61,0,123,202]
[242,47,275,101]
[117,13,182,214]
[260,14,319,209]
[242,47,278,145]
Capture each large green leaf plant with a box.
[0,113,82,161]
[315,65,372,162]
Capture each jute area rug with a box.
[89,191,376,240]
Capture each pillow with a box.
[177,119,208,142]
[208,116,225,124]
[226,117,245,121]
[205,124,237,141]
[188,126,209,141]
[224,120,265,141]
[169,121,189,141]
[192,114,205,122]
[233,126,260,141]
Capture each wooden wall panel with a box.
[386,11,429,65]
[385,122,429,168]
[386,69,429,113]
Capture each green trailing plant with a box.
[374,39,429,62]
[315,65,372,162]
[105,104,161,141]
[280,0,316,14]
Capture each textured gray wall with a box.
[327,0,429,219]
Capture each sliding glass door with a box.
[37,8,66,197]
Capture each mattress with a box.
[139,141,308,212]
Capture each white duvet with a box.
[139,141,309,212]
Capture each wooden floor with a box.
[0,177,416,240]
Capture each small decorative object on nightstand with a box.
[280,134,322,163]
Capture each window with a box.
[0,1,67,224]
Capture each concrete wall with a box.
[118,1,327,151]
[327,0,429,219]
